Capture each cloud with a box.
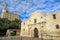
[0,0,60,21]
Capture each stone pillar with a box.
[16,30,20,36]
[6,29,10,36]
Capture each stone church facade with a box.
[21,11,60,38]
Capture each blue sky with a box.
[0,0,60,21]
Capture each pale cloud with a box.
[0,0,60,21]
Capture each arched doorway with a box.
[34,28,38,38]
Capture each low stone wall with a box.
[0,36,60,40]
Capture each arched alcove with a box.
[34,28,38,38]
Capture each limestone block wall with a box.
[21,11,60,38]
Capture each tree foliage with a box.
[10,31,16,36]
[0,18,21,36]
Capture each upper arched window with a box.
[24,23,25,25]
[53,14,56,19]
[56,24,59,29]
[34,19,36,23]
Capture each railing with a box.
[0,35,60,40]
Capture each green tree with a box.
[11,19,21,29]
[9,21,19,29]
[10,31,16,36]
[0,18,10,30]
[0,18,21,36]
[0,18,10,36]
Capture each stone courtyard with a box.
[0,35,60,40]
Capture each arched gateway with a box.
[34,28,38,38]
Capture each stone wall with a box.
[0,36,60,40]
[21,11,60,37]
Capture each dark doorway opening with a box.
[34,28,38,38]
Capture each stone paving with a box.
[0,36,60,40]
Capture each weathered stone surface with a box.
[21,11,60,38]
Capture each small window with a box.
[29,20,31,22]
[41,26,43,28]
[53,14,56,19]
[56,25,59,29]
[24,23,25,25]
[42,21,46,23]
[41,17,43,18]
[34,19,36,23]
